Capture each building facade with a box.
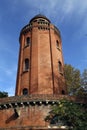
[0,14,68,130]
[15,14,67,96]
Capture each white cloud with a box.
[62,1,73,14]
[59,0,87,23]
[7,0,87,25]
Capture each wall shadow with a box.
[5,110,18,124]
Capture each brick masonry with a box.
[15,14,67,96]
[0,95,86,129]
[0,14,80,130]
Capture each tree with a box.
[81,69,87,92]
[64,64,81,95]
[0,91,8,98]
[76,69,87,97]
[45,99,87,130]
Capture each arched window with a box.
[24,59,29,71]
[58,61,62,73]
[23,88,28,95]
[25,37,30,46]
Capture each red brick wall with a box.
[0,105,50,128]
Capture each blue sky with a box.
[0,0,87,96]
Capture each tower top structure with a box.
[20,14,61,40]
[29,14,51,23]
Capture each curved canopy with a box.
[29,14,51,23]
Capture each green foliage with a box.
[0,91,8,98]
[75,69,87,97]
[64,64,81,95]
[77,87,87,97]
[45,99,87,130]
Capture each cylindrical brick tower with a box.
[15,14,67,96]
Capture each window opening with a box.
[62,90,65,95]
[56,40,59,48]
[24,59,29,71]
[58,61,62,73]
[26,37,30,46]
[23,88,28,95]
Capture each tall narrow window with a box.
[58,61,62,73]
[26,37,30,46]
[23,88,28,95]
[56,40,59,48]
[24,59,29,71]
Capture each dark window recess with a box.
[25,59,29,71]
[58,61,62,72]
[26,37,30,46]
[56,40,59,48]
[23,88,28,95]
[62,90,65,95]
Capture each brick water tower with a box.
[15,14,67,96]
[0,14,67,130]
